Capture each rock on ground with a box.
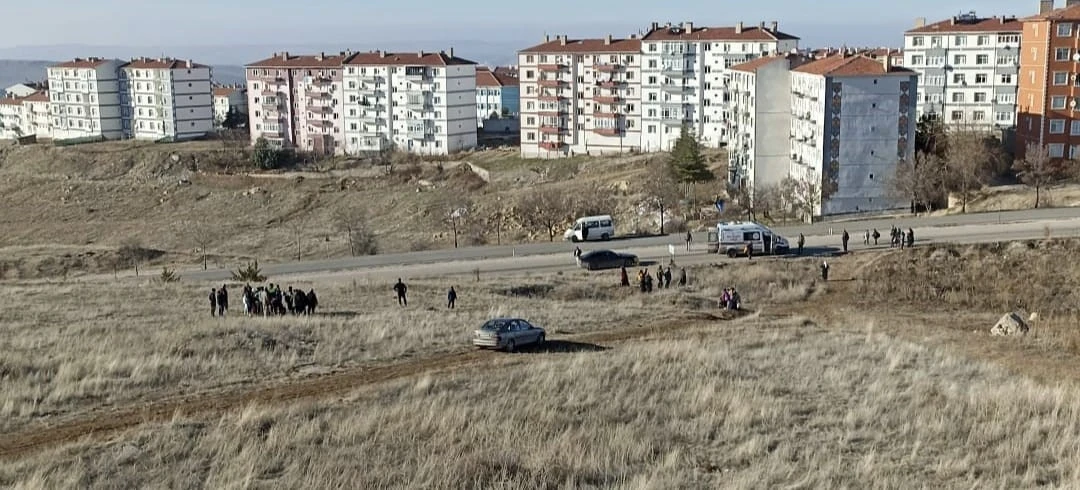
[990,311,1030,336]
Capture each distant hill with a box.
[0,59,246,97]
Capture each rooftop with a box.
[641,21,799,42]
[21,91,49,103]
[728,54,799,73]
[792,54,915,77]
[213,87,240,97]
[1023,4,1080,21]
[246,52,355,68]
[123,57,209,69]
[907,13,1022,33]
[50,57,117,69]
[519,36,641,54]
[0,96,23,106]
[343,50,476,66]
[476,67,519,87]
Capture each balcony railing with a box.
[311,76,333,85]
[260,130,284,139]
[538,125,566,134]
[308,119,333,128]
[593,111,620,118]
[538,63,568,71]
[537,109,565,117]
[592,127,622,136]
[306,90,330,98]
[593,96,622,105]
[408,128,432,139]
[597,80,627,88]
[661,85,694,94]
[537,95,567,102]
[538,79,566,88]
[407,100,433,111]
[539,141,564,151]
[307,105,332,113]
[593,64,622,72]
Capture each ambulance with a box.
[706,221,790,257]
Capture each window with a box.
[912,36,925,47]
[977,35,990,46]
[931,36,942,47]
[972,111,986,121]
[974,92,987,102]
[975,73,988,84]
[1071,120,1080,135]
[1052,96,1068,109]
[1055,72,1070,85]
[999,73,1013,84]
[1057,48,1071,61]
[1060,23,1074,37]
[953,54,967,65]
[998,34,1020,44]
[976,55,989,65]
[1072,145,1080,159]
[951,93,965,103]
[911,55,924,65]
[1049,144,1065,158]
[1050,119,1066,133]
[951,110,963,121]
[954,35,966,46]
[953,73,966,84]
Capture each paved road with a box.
[179,207,1080,283]
[230,216,1080,285]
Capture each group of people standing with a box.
[392,278,459,309]
[620,265,686,292]
[840,227,915,252]
[207,283,319,317]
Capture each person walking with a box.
[393,278,408,306]
[820,260,830,281]
[841,229,850,253]
[906,228,915,248]
[209,288,217,317]
[745,242,753,260]
[678,267,687,287]
[797,233,805,255]
[872,229,880,245]
[863,230,870,246]
[685,230,693,251]
[663,267,672,288]
[218,285,229,316]
[620,266,629,287]
[447,286,457,309]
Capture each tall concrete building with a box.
[904,12,1022,129]
[1017,0,1080,161]
[120,58,214,141]
[639,21,800,151]
[726,54,811,188]
[518,35,643,158]
[789,54,918,216]
[46,57,125,140]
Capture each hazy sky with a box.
[0,0,1038,49]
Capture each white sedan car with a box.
[472,318,546,352]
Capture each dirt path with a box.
[0,310,742,461]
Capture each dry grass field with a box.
[4,240,1080,487]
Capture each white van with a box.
[564,215,615,242]
[708,221,790,257]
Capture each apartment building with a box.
[789,54,918,216]
[518,35,643,158]
[639,21,800,152]
[341,50,477,155]
[245,51,351,155]
[904,12,1022,130]
[476,66,520,125]
[120,58,214,141]
[0,95,24,139]
[726,54,810,188]
[213,85,248,125]
[1017,0,1080,160]
[46,57,125,140]
[21,91,51,139]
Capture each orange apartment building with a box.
[1017,0,1080,160]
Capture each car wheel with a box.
[586,262,595,271]
[536,333,545,347]
[505,340,515,353]
[727,249,738,258]
[601,233,610,241]
[570,236,579,243]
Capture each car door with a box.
[520,320,540,344]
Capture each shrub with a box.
[232,259,267,282]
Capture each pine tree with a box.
[669,123,714,183]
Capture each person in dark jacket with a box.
[906,228,915,248]
[217,285,228,316]
[820,260,830,281]
[447,286,457,309]
[393,278,408,306]
[797,233,805,255]
[620,266,629,287]
[663,267,672,288]
[307,289,318,314]
[841,230,849,253]
[209,288,217,317]
[678,267,687,287]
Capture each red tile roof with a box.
[642,24,798,41]
[247,52,355,68]
[50,57,116,68]
[21,91,49,102]
[124,58,209,69]
[476,67,518,87]
[793,54,914,77]
[519,37,641,54]
[0,97,22,106]
[728,55,789,73]
[344,51,476,66]
[907,16,1021,33]
[213,87,239,97]
[1023,4,1080,21]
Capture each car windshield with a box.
[480,319,512,332]
[581,250,611,259]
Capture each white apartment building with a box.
[518,35,643,158]
[46,58,125,140]
[120,58,214,141]
[904,12,1021,129]
[21,91,51,139]
[726,54,810,188]
[0,96,24,139]
[213,86,248,125]
[475,66,519,126]
[639,21,800,152]
[341,50,478,155]
[789,54,918,216]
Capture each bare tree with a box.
[514,187,572,241]
[791,174,822,222]
[889,151,946,214]
[1013,142,1062,209]
[481,204,508,245]
[186,221,214,270]
[943,129,1000,213]
[640,159,682,234]
[332,206,378,256]
[442,198,473,248]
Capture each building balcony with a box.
[310,75,333,85]
[593,64,622,72]
[537,109,566,117]
[538,63,568,71]
[593,95,622,105]
[260,130,284,139]
[261,102,282,111]
[404,70,431,81]
[306,90,330,98]
[308,119,334,128]
[407,100,433,111]
[538,79,566,88]
[661,118,686,126]
[538,141,564,151]
[537,94,567,102]
[593,111,620,118]
[597,80,627,88]
[307,105,332,113]
[538,125,566,134]
[408,129,433,139]
[261,89,278,96]
[592,127,622,136]
[662,66,689,77]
